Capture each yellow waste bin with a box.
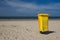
[38,14,49,33]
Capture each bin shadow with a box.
[40,31,55,35]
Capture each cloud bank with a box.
[0,0,60,17]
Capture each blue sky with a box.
[0,0,60,17]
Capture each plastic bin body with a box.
[38,14,48,32]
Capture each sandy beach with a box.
[0,19,60,40]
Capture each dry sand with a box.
[0,19,60,40]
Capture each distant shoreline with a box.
[0,17,60,19]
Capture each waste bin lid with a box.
[38,14,49,16]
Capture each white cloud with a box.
[2,0,60,16]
